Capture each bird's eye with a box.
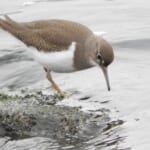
[97,54,101,60]
[97,55,102,59]
[96,52,105,65]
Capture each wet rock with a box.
[0,105,89,140]
[0,91,124,150]
[103,120,124,132]
[100,100,110,104]
[79,96,91,101]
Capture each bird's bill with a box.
[101,66,111,91]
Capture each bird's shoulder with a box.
[22,19,93,52]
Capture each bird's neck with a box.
[73,42,95,70]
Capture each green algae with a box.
[0,93,20,102]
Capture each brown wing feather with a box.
[0,15,93,52]
[27,28,73,51]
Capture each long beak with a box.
[101,66,111,91]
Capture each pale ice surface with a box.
[0,0,150,149]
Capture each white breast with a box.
[28,42,76,73]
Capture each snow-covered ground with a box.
[0,0,150,149]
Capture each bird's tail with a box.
[0,15,26,38]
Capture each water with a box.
[0,0,150,149]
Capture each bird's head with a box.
[85,35,114,91]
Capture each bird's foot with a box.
[55,91,75,99]
[51,87,80,99]
[58,91,65,99]
[61,89,80,98]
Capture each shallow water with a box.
[0,0,150,149]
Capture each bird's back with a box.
[0,16,93,51]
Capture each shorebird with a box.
[0,15,114,97]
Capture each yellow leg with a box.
[44,68,64,97]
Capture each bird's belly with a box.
[28,43,76,73]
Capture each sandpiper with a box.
[0,15,114,96]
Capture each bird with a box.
[0,15,114,97]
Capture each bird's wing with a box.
[0,16,79,52]
[21,27,74,52]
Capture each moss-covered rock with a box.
[0,93,20,102]
[0,91,124,150]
